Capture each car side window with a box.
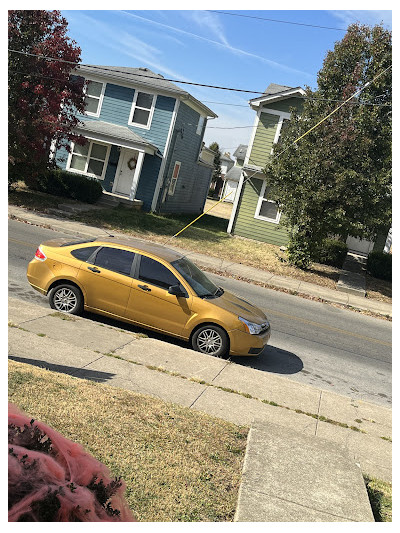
[70,246,99,261]
[94,247,135,276]
[138,255,180,290]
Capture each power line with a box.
[8,50,392,109]
[8,49,265,95]
[209,11,348,32]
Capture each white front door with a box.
[114,148,140,197]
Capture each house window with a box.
[68,140,110,180]
[84,80,105,117]
[129,91,156,129]
[168,161,181,196]
[254,180,281,224]
[196,115,205,135]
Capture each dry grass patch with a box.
[366,275,392,303]
[8,360,248,522]
[364,476,392,522]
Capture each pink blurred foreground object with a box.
[8,403,136,522]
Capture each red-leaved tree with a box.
[8,10,86,186]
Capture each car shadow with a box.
[83,312,303,375]
[230,344,304,375]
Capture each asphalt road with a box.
[8,218,392,407]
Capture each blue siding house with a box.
[54,65,217,213]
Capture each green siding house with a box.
[227,83,391,256]
[227,84,306,247]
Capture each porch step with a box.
[96,192,143,210]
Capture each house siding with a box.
[80,83,176,154]
[248,113,279,168]
[232,177,290,246]
[159,102,212,214]
[261,97,303,115]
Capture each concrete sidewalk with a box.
[8,296,391,521]
[8,205,392,318]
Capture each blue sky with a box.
[61,6,392,156]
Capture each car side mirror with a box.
[168,284,186,298]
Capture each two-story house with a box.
[54,64,217,214]
[227,84,390,255]
[227,84,304,244]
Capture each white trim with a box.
[151,98,180,212]
[250,87,306,108]
[84,79,106,118]
[254,179,281,224]
[227,171,245,234]
[128,90,157,130]
[66,140,111,180]
[271,115,291,154]
[130,151,145,200]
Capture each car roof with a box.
[93,236,185,263]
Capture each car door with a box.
[125,254,193,337]
[77,246,136,318]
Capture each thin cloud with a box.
[120,10,313,78]
[330,10,392,28]
[181,10,230,47]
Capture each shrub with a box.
[34,169,103,204]
[312,239,348,268]
[367,251,392,281]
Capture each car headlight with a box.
[238,316,263,335]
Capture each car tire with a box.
[48,284,83,315]
[191,325,229,358]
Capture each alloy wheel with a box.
[53,288,78,313]
[196,328,223,355]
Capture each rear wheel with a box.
[191,325,229,358]
[48,284,83,315]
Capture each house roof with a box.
[76,64,217,118]
[75,120,158,154]
[224,165,242,183]
[220,153,233,162]
[249,83,306,109]
[233,144,248,159]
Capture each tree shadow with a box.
[8,355,115,383]
[230,344,303,375]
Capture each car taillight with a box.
[35,246,47,261]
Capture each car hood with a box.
[208,289,268,324]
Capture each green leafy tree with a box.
[264,23,392,268]
[209,141,223,198]
[8,10,86,186]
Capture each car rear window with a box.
[70,246,99,261]
[94,247,135,276]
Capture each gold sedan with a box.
[27,237,271,357]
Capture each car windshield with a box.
[171,257,221,298]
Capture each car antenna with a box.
[100,229,115,238]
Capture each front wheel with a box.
[191,325,229,358]
[48,284,83,315]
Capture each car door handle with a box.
[87,266,101,273]
[138,284,151,292]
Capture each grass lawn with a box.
[8,360,248,522]
[364,476,392,522]
[8,185,391,303]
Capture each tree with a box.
[8,10,86,186]
[209,141,223,198]
[264,23,392,268]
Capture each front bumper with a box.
[228,326,271,356]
